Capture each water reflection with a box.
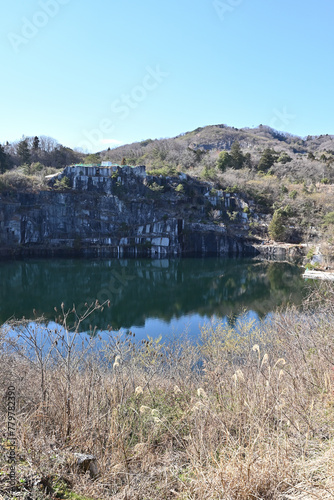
[0,257,309,337]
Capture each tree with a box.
[45,146,82,168]
[0,144,11,173]
[230,141,245,169]
[31,136,40,162]
[268,209,287,241]
[277,152,292,164]
[190,147,206,163]
[33,136,40,150]
[17,139,31,165]
[216,151,232,171]
[258,148,276,172]
[38,136,59,153]
[323,211,334,227]
[244,152,252,169]
[84,153,100,165]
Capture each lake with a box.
[0,257,311,340]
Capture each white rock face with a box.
[152,237,169,247]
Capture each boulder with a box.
[74,453,98,479]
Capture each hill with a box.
[100,124,334,183]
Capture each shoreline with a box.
[0,240,307,261]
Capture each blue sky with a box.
[2,0,334,152]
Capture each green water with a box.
[0,257,309,339]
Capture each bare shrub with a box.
[1,290,334,498]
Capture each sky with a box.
[1,0,334,152]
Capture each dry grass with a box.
[0,170,46,193]
[1,288,334,499]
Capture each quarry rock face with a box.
[0,166,258,258]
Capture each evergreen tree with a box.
[31,136,40,162]
[230,141,244,169]
[216,151,232,171]
[244,152,252,169]
[268,209,287,241]
[33,136,40,150]
[277,152,292,164]
[17,139,31,165]
[257,148,276,172]
[0,144,10,173]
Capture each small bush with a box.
[277,152,292,164]
[148,181,164,192]
[227,210,239,222]
[0,170,43,192]
[175,183,184,193]
[224,185,238,194]
[306,246,316,260]
[54,176,71,190]
[147,165,176,177]
[201,165,216,180]
[323,211,334,226]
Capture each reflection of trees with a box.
[0,258,309,330]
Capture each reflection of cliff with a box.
[0,258,307,329]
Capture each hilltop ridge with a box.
[100,123,334,182]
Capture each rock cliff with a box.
[0,165,258,258]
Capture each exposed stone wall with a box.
[253,243,306,261]
[61,164,146,187]
[0,168,258,258]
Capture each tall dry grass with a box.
[1,286,334,499]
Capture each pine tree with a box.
[268,209,286,241]
[33,136,40,150]
[230,141,244,169]
[244,152,252,168]
[258,148,276,172]
[0,144,10,173]
[216,151,232,171]
[17,139,31,165]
